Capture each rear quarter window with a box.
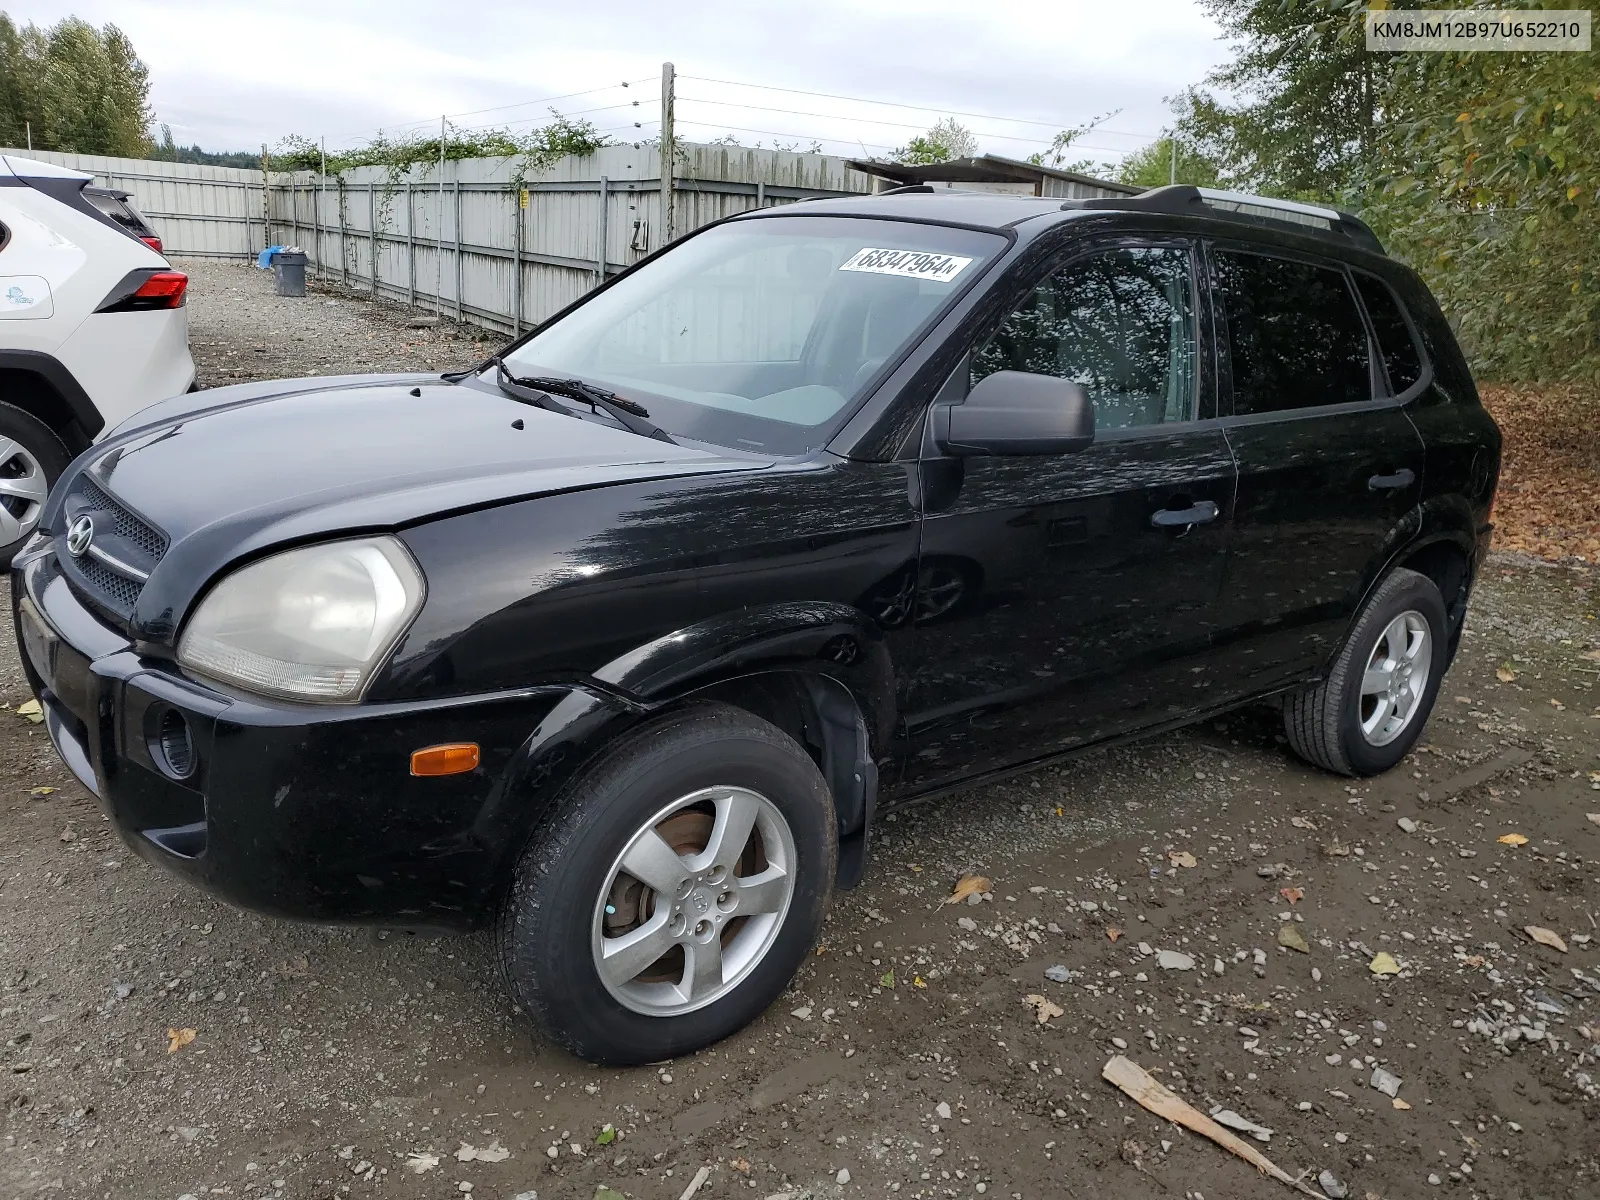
[1391,270,1479,406]
[1353,272,1423,395]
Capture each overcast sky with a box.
[10,0,1232,168]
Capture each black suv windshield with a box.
[500,215,1005,454]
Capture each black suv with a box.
[13,185,1498,1064]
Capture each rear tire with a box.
[0,402,69,568]
[496,703,836,1065]
[1283,567,1447,777]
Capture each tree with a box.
[1171,0,1389,201]
[1115,136,1225,190]
[891,118,977,165]
[0,15,153,155]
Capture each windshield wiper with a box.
[487,358,576,418]
[516,375,677,445]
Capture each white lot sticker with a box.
[839,247,973,282]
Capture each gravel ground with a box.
[0,260,1596,1200]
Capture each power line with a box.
[677,95,1156,153]
[673,119,897,153]
[680,74,1166,139]
[328,79,656,144]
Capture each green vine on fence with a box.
[273,109,616,238]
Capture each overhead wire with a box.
[675,96,1149,156]
[680,74,1166,140]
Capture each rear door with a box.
[901,239,1236,792]
[1205,244,1426,697]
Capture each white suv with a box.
[0,154,195,563]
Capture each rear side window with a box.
[1214,250,1371,414]
[974,246,1198,429]
[1353,273,1423,395]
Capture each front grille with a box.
[57,476,169,621]
[76,554,145,611]
[77,478,168,560]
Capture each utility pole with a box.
[261,143,270,253]
[319,136,328,277]
[659,61,675,248]
[1169,136,1177,186]
[437,115,445,317]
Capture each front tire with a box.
[0,403,70,567]
[496,703,836,1065]
[1283,567,1447,777]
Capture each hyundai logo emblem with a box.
[66,515,94,558]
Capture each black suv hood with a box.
[47,374,766,638]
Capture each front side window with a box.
[502,216,1004,454]
[973,246,1198,430]
[1215,250,1371,414]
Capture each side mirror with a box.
[932,370,1095,457]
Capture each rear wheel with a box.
[1283,567,1447,776]
[0,402,68,567]
[497,704,835,1065]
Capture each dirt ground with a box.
[1,261,1596,1200]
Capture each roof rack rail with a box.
[877,183,939,195]
[1062,184,1384,254]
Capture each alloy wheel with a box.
[591,786,797,1016]
[1358,609,1432,747]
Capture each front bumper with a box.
[13,547,568,929]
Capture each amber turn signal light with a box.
[410,743,480,776]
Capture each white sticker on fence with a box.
[839,248,974,282]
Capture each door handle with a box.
[1150,500,1220,529]
[1367,468,1416,491]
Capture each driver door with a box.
[901,240,1237,792]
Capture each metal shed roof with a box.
[845,154,1139,199]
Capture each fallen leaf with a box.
[1277,924,1310,953]
[14,699,42,724]
[912,974,927,989]
[1289,815,1316,830]
[455,1141,510,1163]
[907,863,923,873]
[1392,1097,1412,1111]
[404,1152,439,1174]
[595,1188,627,1200]
[730,1156,751,1173]
[1325,838,1351,858]
[1279,887,1305,905]
[166,1027,197,1054]
[1524,925,1568,953]
[1369,952,1402,976]
[1497,833,1529,846]
[28,786,56,797]
[59,826,75,844]
[1549,698,1565,710]
[1496,664,1517,682]
[880,969,896,988]
[945,873,992,904]
[595,1124,616,1146]
[1106,926,1123,943]
[1168,850,1197,868]
[1461,954,1486,967]
[1023,993,1064,1024]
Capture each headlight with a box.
[177,537,425,702]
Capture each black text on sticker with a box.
[839,248,974,282]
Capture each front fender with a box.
[591,600,896,754]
